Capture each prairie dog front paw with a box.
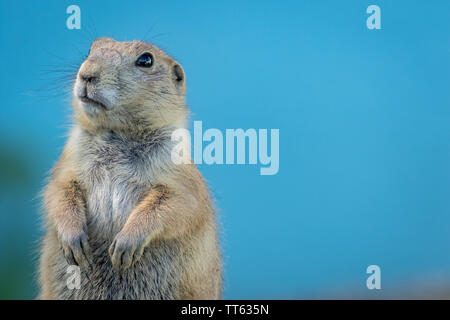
[108,232,147,270]
[58,225,93,271]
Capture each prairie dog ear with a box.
[172,63,185,93]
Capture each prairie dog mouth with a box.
[79,96,108,110]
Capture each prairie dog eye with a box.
[136,53,154,68]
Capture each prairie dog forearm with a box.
[120,184,203,242]
[108,177,210,270]
[44,172,86,233]
[43,159,93,269]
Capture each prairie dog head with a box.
[73,37,187,132]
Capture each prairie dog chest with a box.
[73,128,168,230]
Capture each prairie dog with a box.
[39,37,222,299]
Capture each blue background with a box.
[0,0,449,299]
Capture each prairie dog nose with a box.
[79,60,102,83]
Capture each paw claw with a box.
[59,228,93,273]
[109,233,146,270]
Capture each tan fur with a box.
[39,37,222,300]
